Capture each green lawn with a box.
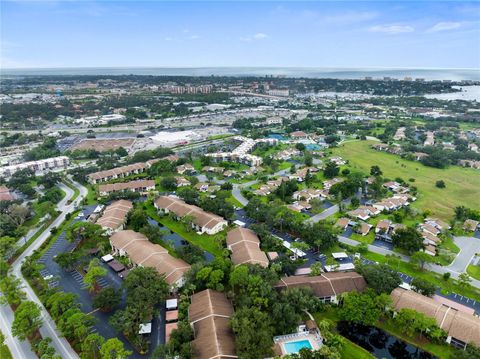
[64,180,80,202]
[84,184,97,205]
[0,342,12,359]
[332,140,480,220]
[467,264,480,281]
[144,201,224,257]
[360,250,480,301]
[226,194,244,208]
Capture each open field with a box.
[332,140,480,220]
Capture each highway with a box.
[4,180,87,359]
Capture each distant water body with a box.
[2,67,479,81]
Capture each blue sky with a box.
[1,1,479,69]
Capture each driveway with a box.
[306,204,339,223]
[447,236,480,274]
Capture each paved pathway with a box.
[447,236,480,274]
[307,204,339,223]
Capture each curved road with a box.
[3,180,87,359]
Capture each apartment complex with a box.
[188,289,237,359]
[226,228,269,267]
[154,195,228,235]
[88,162,147,184]
[110,230,190,287]
[0,156,69,178]
[96,200,133,234]
[98,180,155,196]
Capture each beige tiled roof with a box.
[96,200,133,230]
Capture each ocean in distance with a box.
[2,67,480,81]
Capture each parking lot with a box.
[36,206,164,358]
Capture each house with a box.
[176,164,196,175]
[391,288,480,349]
[468,143,479,153]
[335,217,350,230]
[413,152,429,161]
[154,196,228,235]
[274,272,367,304]
[0,186,14,201]
[274,148,302,161]
[425,218,451,232]
[424,245,436,256]
[420,223,440,237]
[287,201,311,212]
[175,177,191,187]
[330,156,346,166]
[376,219,392,234]
[347,206,380,221]
[194,182,210,192]
[110,230,190,287]
[96,200,133,234]
[323,178,344,192]
[422,231,441,246]
[202,166,224,174]
[87,162,147,184]
[0,156,70,178]
[357,222,372,236]
[98,180,155,196]
[293,188,324,202]
[226,228,269,267]
[464,219,480,232]
[188,289,237,359]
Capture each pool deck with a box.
[273,332,322,355]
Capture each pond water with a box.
[337,322,435,359]
[147,217,214,262]
[268,134,287,141]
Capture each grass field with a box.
[467,264,480,281]
[332,140,480,220]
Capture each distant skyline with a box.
[1,1,479,69]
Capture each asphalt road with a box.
[6,180,87,359]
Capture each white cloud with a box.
[369,24,414,34]
[188,34,200,40]
[427,22,462,33]
[164,37,173,41]
[253,32,269,40]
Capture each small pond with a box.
[147,217,214,262]
[338,322,435,359]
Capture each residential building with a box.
[226,228,269,267]
[154,195,228,235]
[98,180,155,196]
[188,289,237,359]
[96,200,133,234]
[391,288,480,349]
[464,219,480,232]
[274,272,367,304]
[110,230,190,287]
[87,162,147,184]
[0,156,69,178]
[0,186,14,201]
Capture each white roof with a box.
[332,252,348,259]
[101,254,114,262]
[139,323,152,334]
[166,298,178,309]
[233,220,246,227]
[324,263,355,272]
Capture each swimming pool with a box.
[283,339,313,354]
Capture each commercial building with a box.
[0,156,70,178]
[274,272,367,304]
[154,195,227,235]
[226,228,269,267]
[188,289,237,359]
[96,200,133,234]
[110,230,190,287]
[98,179,155,196]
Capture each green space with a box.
[144,201,224,257]
[467,264,480,281]
[84,184,97,205]
[360,250,480,302]
[207,134,235,141]
[0,333,12,359]
[226,194,244,208]
[64,180,80,202]
[332,140,480,220]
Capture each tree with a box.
[123,266,169,310]
[93,287,121,312]
[323,161,339,179]
[160,176,177,191]
[231,307,274,359]
[295,143,306,151]
[54,251,79,271]
[370,165,383,177]
[459,273,472,289]
[0,275,25,308]
[127,208,148,231]
[309,262,322,276]
[435,180,446,188]
[392,227,423,254]
[176,187,199,205]
[359,264,401,294]
[81,333,105,359]
[62,311,95,343]
[196,267,225,291]
[46,292,79,319]
[339,289,391,326]
[455,344,480,359]
[12,301,43,340]
[84,258,107,293]
[411,277,436,297]
[100,338,132,359]
[393,308,439,338]
[410,251,435,271]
